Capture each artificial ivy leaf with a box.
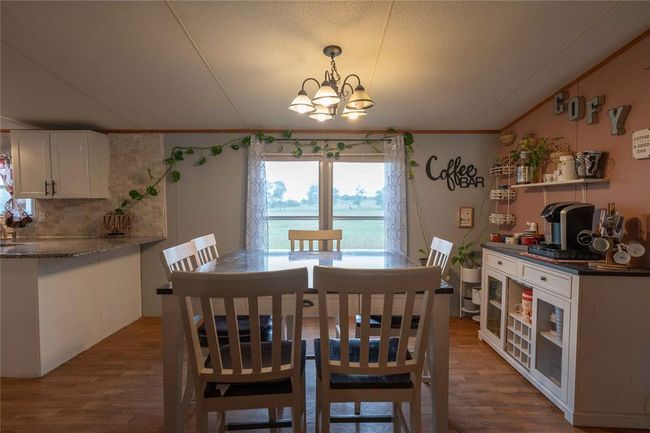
[164,157,175,165]
[256,132,265,141]
[129,190,142,200]
[114,208,124,215]
[241,136,251,147]
[173,150,184,161]
[403,132,414,146]
[334,151,340,160]
[171,170,181,183]
[326,152,334,158]
[146,186,158,196]
[337,142,346,151]
[197,156,207,166]
[263,135,275,143]
[312,145,322,153]
[185,148,195,155]
[408,160,419,167]
[211,145,223,156]
[230,144,240,150]
[293,147,303,158]
[121,200,129,208]
[283,130,292,139]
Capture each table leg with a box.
[427,293,449,433]
[162,295,186,433]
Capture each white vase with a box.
[461,266,481,283]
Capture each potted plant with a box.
[451,242,481,283]
[509,135,566,182]
[418,248,429,266]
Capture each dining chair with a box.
[160,240,200,279]
[172,268,308,433]
[289,229,342,251]
[313,265,439,433]
[193,233,219,265]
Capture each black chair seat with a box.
[314,338,413,390]
[355,315,420,329]
[204,340,306,398]
[198,315,272,346]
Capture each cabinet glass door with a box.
[484,270,506,346]
[532,290,570,402]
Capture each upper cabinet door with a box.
[50,132,91,198]
[11,131,52,199]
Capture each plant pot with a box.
[462,297,476,310]
[419,257,428,267]
[461,266,481,283]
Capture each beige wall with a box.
[141,132,498,316]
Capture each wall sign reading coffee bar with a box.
[553,92,631,135]
[425,155,485,191]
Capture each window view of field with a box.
[265,161,385,249]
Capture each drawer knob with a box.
[497,260,503,265]
[540,276,547,281]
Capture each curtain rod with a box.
[268,137,391,143]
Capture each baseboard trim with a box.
[568,411,650,429]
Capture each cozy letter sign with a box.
[553,92,630,135]
[425,155,485,191]
[632,129,650,160]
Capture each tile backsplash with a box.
[0,132,167,238]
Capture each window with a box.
[0,179,34,216]
[265,159,385,250]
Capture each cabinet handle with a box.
[540,275,547,281]
[51,180,57,196]
[44,181,49,196]
[497,260,503,265]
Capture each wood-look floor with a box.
[0,318,643,433]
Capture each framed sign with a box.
[632,129,650,160]
[458,207,474,228]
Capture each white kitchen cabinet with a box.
[479,247,650,429]
[11,130,109,199]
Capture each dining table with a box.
[157,249,454,433]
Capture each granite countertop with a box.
[482,243,650,277]
[0,236,165,258]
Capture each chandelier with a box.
[288,45,374,122]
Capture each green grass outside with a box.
[268,219,384,249]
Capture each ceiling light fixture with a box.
[288,45,374,121]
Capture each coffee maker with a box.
[530,202,603,260]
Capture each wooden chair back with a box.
[288,229,342,252]
[172,268,307,386]
[427,237,453,273]
[160,241,200,280]
[193,233,219,265]
[314,265,439,378]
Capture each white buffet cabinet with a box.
[1,246,142,377]
[479,246,650,429]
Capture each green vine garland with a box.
[114,129,417,215]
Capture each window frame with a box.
[265,153,385,248]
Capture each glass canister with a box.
[515,151,532,184]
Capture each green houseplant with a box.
[451,242,481,283]
[508,134,566,182]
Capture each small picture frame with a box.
[458,207,474,228]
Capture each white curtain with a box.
[384,136,408,254]
[245,136,268,249]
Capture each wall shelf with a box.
[510,178,609,189]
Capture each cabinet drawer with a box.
[521,263,572,299]
[485,251,517,275]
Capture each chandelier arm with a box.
[341,74,362,91]
[301,77,321,92]
[341,82,355,99]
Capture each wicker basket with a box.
[489,188,517,200]
[101,213,134,237]
[489,213,516,226]
[489,165,515,176]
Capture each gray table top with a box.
[157,249,453,294]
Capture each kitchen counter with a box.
[482,243,650,277]
[0,236,165,258]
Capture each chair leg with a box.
[315,379,321,433]
[195,403,208,433]
[268,407,278,433]
[321,398,331,433]
[292,401,303,433]
[422,351,431,384]
[354,401,361,415]
[218,412,225,433]
[393,403,401,433]
[410,386,422,433]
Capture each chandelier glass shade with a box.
[288,45,374,121]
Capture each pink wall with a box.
[500,35,650,266]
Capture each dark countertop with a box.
[0,236,165,258]
[482,244,650,277]
[156,249,454,295]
